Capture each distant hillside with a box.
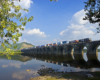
[0,42,35,52]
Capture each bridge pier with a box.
[63,45,74,62]
[73,44,86,63]
[87,42,99,63]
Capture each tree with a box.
[0,0,33,58]
[84,0,100,33]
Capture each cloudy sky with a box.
[14,0,100,46]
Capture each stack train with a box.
[22,38,92,50]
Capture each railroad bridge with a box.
[21,40,100,62]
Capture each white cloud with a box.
[14,0,33,9]
[23,39,27,42]
[60,9,100,41]
[12,70,38,80]
[2,63,22,68]
[25,28,47,38]
[9,0,33,14]
[2,65,8,68]
[10,63,21,68]
[72,9,88,25]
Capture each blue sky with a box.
[14,0,100,46]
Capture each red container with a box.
[36,46,39,48]
[49,43,53,46]
[46,44,49,46]
[53,44,57,46]
[75,40,79,43]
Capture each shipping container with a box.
[79,39,84,42]
[41,45,46,47]
[46,44,49,47]
[74,40,79,43]
[36,46,39,48]
[49,43,53,46]
[57,42,62,45]
[53,43,57,46]
[62,41,68,44]
[69,40,79,44]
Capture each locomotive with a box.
[69,38,92,44]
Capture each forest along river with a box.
[0,53,100,80]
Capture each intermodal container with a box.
[46,44,49,47]
[53,43,57,46]
[57,42,62,45]
[79,39,84,42]
[49,43,53,46]
[74,40,79,43]
[36,46,39,48]
[41,45,46,47]
[62,41,68,44]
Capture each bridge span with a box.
[21,40,100,62]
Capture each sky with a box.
[13,0,100,46]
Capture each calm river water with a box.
[0,52,100,80]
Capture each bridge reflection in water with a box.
[21,41,100,67]
[21,51,100,69]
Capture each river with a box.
[0,52,100,80]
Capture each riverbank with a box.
[29,67,100,80]
[29,72,100,80]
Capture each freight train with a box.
[26,38,92,49]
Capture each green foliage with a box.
[84,0,100,33]
[0,0,33,56]
[0,42,34,59]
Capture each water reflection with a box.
[0,55,32,62]
[0,54,100,80]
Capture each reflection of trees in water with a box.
[0,55,32,62]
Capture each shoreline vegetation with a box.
[29,67,100,80]
[0,49,100,53]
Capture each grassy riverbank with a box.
[29,67,100,80]
[30,72,100,80]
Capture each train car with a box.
[48,43,53,47]
[41,45,46,47]
[69,40,75,44]
[62,41,68,44]
[79,38,92,43]
[69,40,79,44]
[53,43,57,46]
[79,39,84,42]
[74,40,79,43]
[36,46,39,48]
[46,44,49,47]
[57,42,62,45]
[84,38,92,42]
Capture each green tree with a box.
[0,0,33,57]
[84,0,100,33]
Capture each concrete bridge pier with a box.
[73,44,86,63]
[87,42,99,64]
[36,48,39,57]
[36,48,42,58]
[56,46,64,61]
[49,46,58,61]
[31,49,34,56]
[63,45,74,62]
[34,49,37,57]
[45,47,51,59]
[41,47,46,59]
